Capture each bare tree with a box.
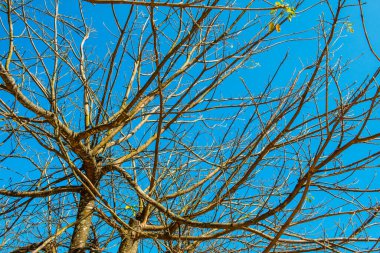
[1,0,380,252]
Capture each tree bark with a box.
[10,241,57,253]
[69,189,96,252]
[117,219,140,253]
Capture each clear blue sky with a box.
[1,0,380,252]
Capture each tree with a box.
[1,0,380,252]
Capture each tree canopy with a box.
[1,0,380,252]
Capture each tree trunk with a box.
[69,190,95,252]
[117,219,140,253]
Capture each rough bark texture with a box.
[10,242,57,253]
[69,190,96,253]
[117,219,140,253]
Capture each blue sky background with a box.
[79,1,380,250]
[1,0,380,252]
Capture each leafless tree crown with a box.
[1,0,380,252]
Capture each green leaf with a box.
[125,205,137,215]
[272,1,296,21]
[285,6,296,21]
[285,7,295,15]
[306,194,315,203]
[345,22,354,33]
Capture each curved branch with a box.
[0,186,82,198]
